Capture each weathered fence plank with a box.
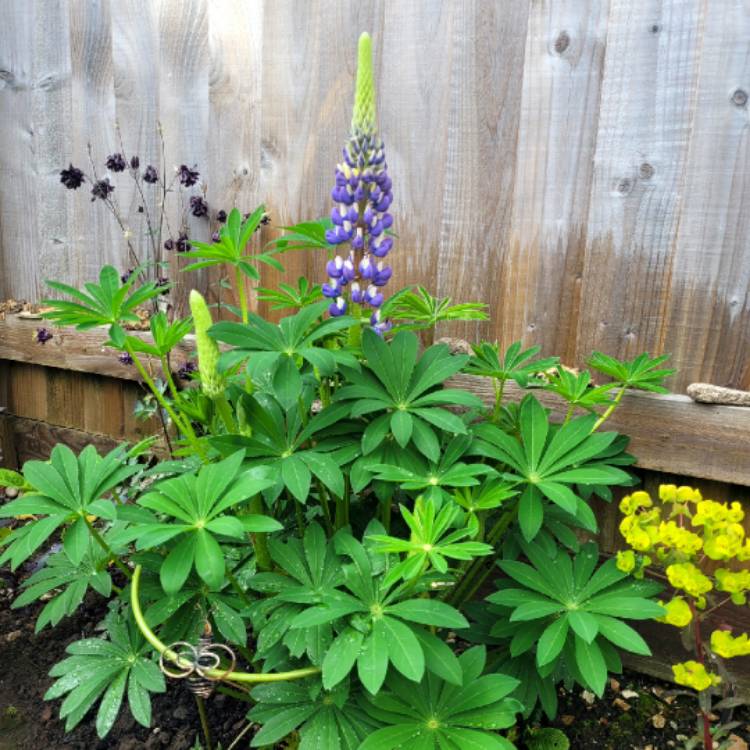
[1,0,749,393]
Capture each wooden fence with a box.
[1,0,750,686]
[1,0,749,393]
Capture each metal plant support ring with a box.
[131,565,321,684]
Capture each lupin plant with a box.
[321,32,394,334]
[0,31,682,750]
[617,485,750,750]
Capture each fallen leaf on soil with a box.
[613,698,631,712]
[621,689,639,699]
[652,713,666,729]
[610,678,620,691]
[560,715,575,726]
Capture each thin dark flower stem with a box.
[689,598,714,750]
[194,694,213,750]
[226,721,254,750]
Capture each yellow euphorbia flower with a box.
[616,549,636,573]
[710,630,750,659]
[666,562,713,605]
[715,568,750,605]
[619,491,653,516]
[657,520,702,555]
[672,661,721,691]
[657,597,692,627]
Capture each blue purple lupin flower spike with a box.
[322,33,393,335]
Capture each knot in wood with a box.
[639,162,655,179]
[616,178,633,195]
[731,88,748,107]
[554,31,570,54]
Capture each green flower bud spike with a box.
[189,290,224,400]
[352,32,376,135]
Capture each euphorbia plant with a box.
[0,31,677,750]
[617,485,750,749]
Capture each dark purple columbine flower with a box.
[130,155,140,170]
[178,164,200,187]
[143,165,158,183]
[175,233,191,253]
[118,352,134,365]
[35,328,53,344]
[164,238,174,251]
[216,209,227,223]
[190,196,209,218]
[60,164,85,190]
[177,360,198,380]
[91,178,114,201]
[321,33,393,324]
[121,269,133,284]
[156,277,169,295]
[211,231,220,243]
[106,153,127,172]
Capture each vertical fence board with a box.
[575,0,705,381]
[504,0,609,363]
[434,0,531,343]
[663,1,750,390]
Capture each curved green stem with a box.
[126,343,207,460]
[131,566,320,683]
[592,384,627,431]
[84,515,132,580]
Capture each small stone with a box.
[652,713,666,728]
[582,689,596,705]
[609,678,620,692]
[621,689,639,699]
[686,382,750,406]
[41,705,53,722]
[3,629,22,643]
[613,697,631,711]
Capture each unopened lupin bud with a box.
[189,290,224,399]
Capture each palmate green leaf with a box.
[381,285,488,331]
[43,265,164,334]
[128,452,278,593]
[472,396,631,539]
[249,679,375,749]
[360,646,521,750]
[13,544,112,632]
[0,444,139,570]
[588,351,674,393]
[464,340,558,388]
[335,330,477,459]
[46,609,165,738]
[486,541,662,706]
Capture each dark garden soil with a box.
[2,558,749,750]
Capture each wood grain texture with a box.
[449,374,750,486]
[576,0,705,381]
[0,315,191,381]
[504,0,609,363]
[0,0,749,391]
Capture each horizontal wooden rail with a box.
[1,314,749,485]
[0,314,192,381]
